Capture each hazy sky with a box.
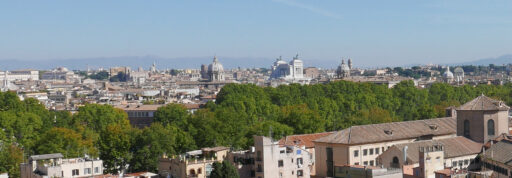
[0,0,511,67]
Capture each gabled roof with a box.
[279,132,334,148]
[457,95,509,111]
[388,136,482,164]
[482,140,512,166]
[314,117,456,145]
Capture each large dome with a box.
[339,60,350,71]
[454,67,464,74]
[443,66,454,78]
[208,56,224,72]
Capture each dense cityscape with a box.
[2,1,512,178]
[0,56,512,178]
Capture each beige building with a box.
[158,147,230,178]
[313,117,457,177]
[20,153,103,178]
[333,165,403,178]
[109,67,131,77]
[376,136,482,173]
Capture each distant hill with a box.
[448,54,512,66]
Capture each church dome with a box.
[454,67,464,74]
[274,56,287,66]
[443,66,454,79]
[339,60,350,71]
[208,56,224,72]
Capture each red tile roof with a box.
[279,132,333,148]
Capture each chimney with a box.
[403,146,408,165]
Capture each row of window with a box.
[127,111,150,117]
[451,159,474,167]
[278,170,304,178]
[354,159,377,166]
[71,167,100,176]
[354,147,387,157]
[278,158,304,167]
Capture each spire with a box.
[213,56,218,62]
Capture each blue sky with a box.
[0,0,511,67]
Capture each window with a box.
[297,150,301,155]
[369,148,374,155]
[198,168,202,174]
[94,167,99,173]
[84,168,91,174]
[354,150,359,157]
[391,157,400,168]
[464,120,470,137]
[355,162,359,165]
[464,160,469,165]
[297,158,303,165]
[190,169,196,175]
[458,160,463,167]
[72,169,79,176]
[364,161,368,166]
[278,160,284,167]
[326,147,333,177]
[375,148,380,154]
[363,149,368,156]
[297,170,303,176]
[280,150,285,154]
[488,119,495,136]
[370,160,374,166]
[452,161,457,167]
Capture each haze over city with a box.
[1,0,511,69]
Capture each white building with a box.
[254,136,312,178]
[20,153,103,178]
[0,70,39,81]
[270,54,305,80]
[41,67,80,83]
[207,56,225,82]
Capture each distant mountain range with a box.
[0,54,510,71]
[447,54,512,66]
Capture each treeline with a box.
[2,80,512,177]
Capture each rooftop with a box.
[29,153,64,161]
[314,117,456,145]
[279,132,334,148]
[389,136,482,164]
[457,95,509,111]
[482,140,512,166]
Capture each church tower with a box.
[456,95,510,143]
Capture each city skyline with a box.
[1,0,511,68]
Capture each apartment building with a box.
[20,153,103,178]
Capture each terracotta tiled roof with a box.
[389,136,482,164]
[279,132,333,148]
[483,133,512,149]
[314,117,456,145]
[457,95,509,111]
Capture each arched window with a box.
[189,169,196,175]
[488,119,495,136]
[464,120,470,137]
[391,156,400,168]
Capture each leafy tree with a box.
[154,103,190,128]
[0,144,23,178]
[210,160,240,178]
[99,125,132,174]
[72,104,130,133]
[129,123,195,172]
[279,104,325,134]
[88,71,109,80]
[35,127,97,158]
